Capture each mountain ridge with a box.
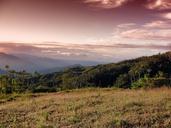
[0,52,100,73]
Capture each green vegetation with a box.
[1,52,171,94]
[0,88,171,128]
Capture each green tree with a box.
[115,74,130,88]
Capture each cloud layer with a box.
[0,42,170,62]
[84,0,130,9]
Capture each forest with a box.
[1,52,171,94]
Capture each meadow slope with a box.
[0,88,171,128]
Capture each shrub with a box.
[114,74,130,88]
[131,75,150,89]
[32,86,56,93]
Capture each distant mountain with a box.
[0,53,99,73]
[0,69,5,74]
[0,52,37,72]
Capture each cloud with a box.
[83,0,130,9]
[116,20,171,41]
[115,43,171,50]
[121,28,171,40]
[143,20,171,29]
[1,42,171,53]
[117,23,137,28]
[161,12,171,19]
[0,42,171,62]
[0,43,41,53]
[84,0,171,10]
[0,43,100,60]
[67,43,171,50]
[146,0,171,10]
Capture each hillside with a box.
[0,88,171,128]
[31,52,171,92]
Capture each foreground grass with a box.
[0,88,171,128]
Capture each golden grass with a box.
[0,88,171,128]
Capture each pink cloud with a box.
[121,28,171,40]
[117,23,137,28]
[146,0,171,10]
[144,20,171,29]
[84,0,171,10]
[83,0,130,9]
[161,12,171,19]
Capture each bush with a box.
[114,74,131,88]
[32,86,56,93]
[131,75,150,89]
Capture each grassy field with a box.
[0,88,171,128]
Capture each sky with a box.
[0,0,171,62]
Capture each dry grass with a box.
[0,88,171,128]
